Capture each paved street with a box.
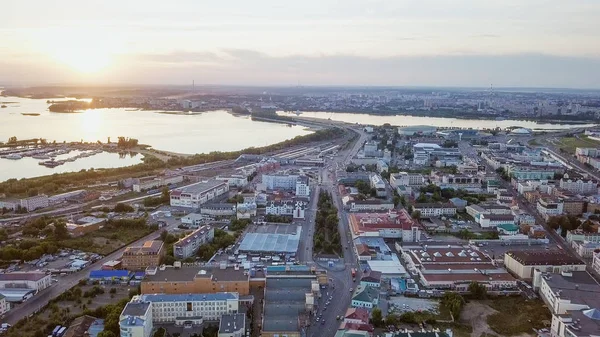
[0,221,181,325]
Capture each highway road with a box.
[306,126,368,337]
[0,221,181,325]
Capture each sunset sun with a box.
[55,48,112,74]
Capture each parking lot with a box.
[387,296,439,315]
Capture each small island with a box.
[21,113,40,116]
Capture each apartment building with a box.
[594,251,600,275]
[170,181,229,209]
[121,241,165,271]
[265,198,307,219]
[412,203,457,217]
[559,177,598,195]
[390,172,424,188]
[537,197,564,220]
[141,266,250,296]
[216,174,249,188]
[566,230,600,244]
[174,226,215,259]
[19,195,49,211]
[132,175,183,193]
[262,174,299,191]
[139,292,240,322]
[295,176,310,197]
[119,301,153,337]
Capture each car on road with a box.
[349,287,353,292]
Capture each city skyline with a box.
[2,0,600,88]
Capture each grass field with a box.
[59,227,155,254]
[554,135,600,154]
[486,297,551,336]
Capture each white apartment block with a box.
[139,293,240,323]
[390,172,424,188]
[295,176,310,197]
[216,175,248,188]
[19,195,49,211]
[262,174,299,191]
[594,251,600,275]
[412,203,457,217]
[133,175,183,193]
[559,178,598,195]
[120,301,153,337]
[537,198,564,220]
[170,181,229,209]
[0,295,7,316]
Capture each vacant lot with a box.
[459,297,550,337]
[486,297,551,336]
[554,135,600,154]
[6,284,133,337]
[59,227,155,254]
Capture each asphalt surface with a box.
[305,127,368,337]
[0,221,181,325]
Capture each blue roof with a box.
[141,292,238,302]
[89,270,131,278]
[266,265,310,273]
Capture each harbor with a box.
[1,147,105,167]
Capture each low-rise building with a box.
[200,203,237,217]
[412,203,457,217]
[400,244,516,292]
[537,197,564,220]
[504,251,586,280]
[348,199,394,212]
[0,272,52,291]
[121,241,165,271]
[571,240,600,259]
[348,210,420,241]
[133,175,183,192]
[449,197,468,211]
[218,313,246,337]
[479,214,516,229]
[351,285,379,309]
[265,198,307,219]
[66,217,106,237]
[119,301,153,337]
[170,181,229,209]
[566,230,600,244]
[174,226,215,259]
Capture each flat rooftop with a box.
[124,240,164,256]
[544,271,600,308]
[122,301,151,316]
[506,251,585,266]
[238,229,301,254]
[348,210,415,235]
[263,278,313,332]
[143,266,248,282]
[174,180,226,195]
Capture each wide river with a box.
[0,96,312,182]
[283,111,598,130]
[0,95,596,182]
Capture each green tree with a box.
[468,281,488,299]
[370,308,383,327]
[440,292,465,321]
[411,210,421,220]
[113,203,134,213]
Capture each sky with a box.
[2,0,600,88]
